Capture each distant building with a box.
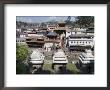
[26,36,45,48]
[16,37,27,45]
[20,33,28,38]
[16,29,21,32]
[25,31,60,48]
[44,43,53,51]
[47,24,57,31]
[55,21,66,30]
[23,29,34,33]
[66,28,86,38]
[47,31,57,39]
[66,34,94,50]
[86,27,94,35]
[16,30,20,38]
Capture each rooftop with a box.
[69,34,94,38]
[31,50,44,60]
[47,32,57,36]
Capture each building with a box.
[52,49,68,69]
[26,36,45,48]
[16,37,27,46]
[78,49,94,73]
[86,27,94,35]
[16,30,20,38]
[29,50,45,65]
[78,49,94,64]
[66,28,86,38]
[44,43,53,51]
[47,24,58,31]
[20,33,28,38]
[16,29,21,32]
[23,29,33,33]
[29,50,45,73]
[54,21,67,35]
[66,34,94,51]
[47,31,57,39]
[16,37,26,42]
[24,30,46,47]
[25,31,61,48]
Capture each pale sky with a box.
[16,16,76,23]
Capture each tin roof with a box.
[47,32,57,36]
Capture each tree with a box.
[16,43,29,74]
[65,16,71,24]
[75,16,94,28]
[16,43,28,63]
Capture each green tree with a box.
[16,43,28,63]
[75,16,94,28]
[16,43,29,74]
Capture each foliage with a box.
[16,43,28,63]
[75,16,94,28]
[66,63,80,74]
[65,16,71,24]
[16,62,28,74]
[43,64,54,73]
[43,63,80,74]
[16,43,29,74]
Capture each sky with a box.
[16,16,76,23]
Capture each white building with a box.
[29,50,45,65]
[27,32,37,37]
[20,33,27,38]
[16,38,27,45]
[36,31,45,37]
[16,29,21,32]
[47,24,57,31]
[26,31,45,37]
[23,28,33,33]
[66,28,86,38]
[78,49,94,64]
[66,34,94,50]
[52,49,68,65]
